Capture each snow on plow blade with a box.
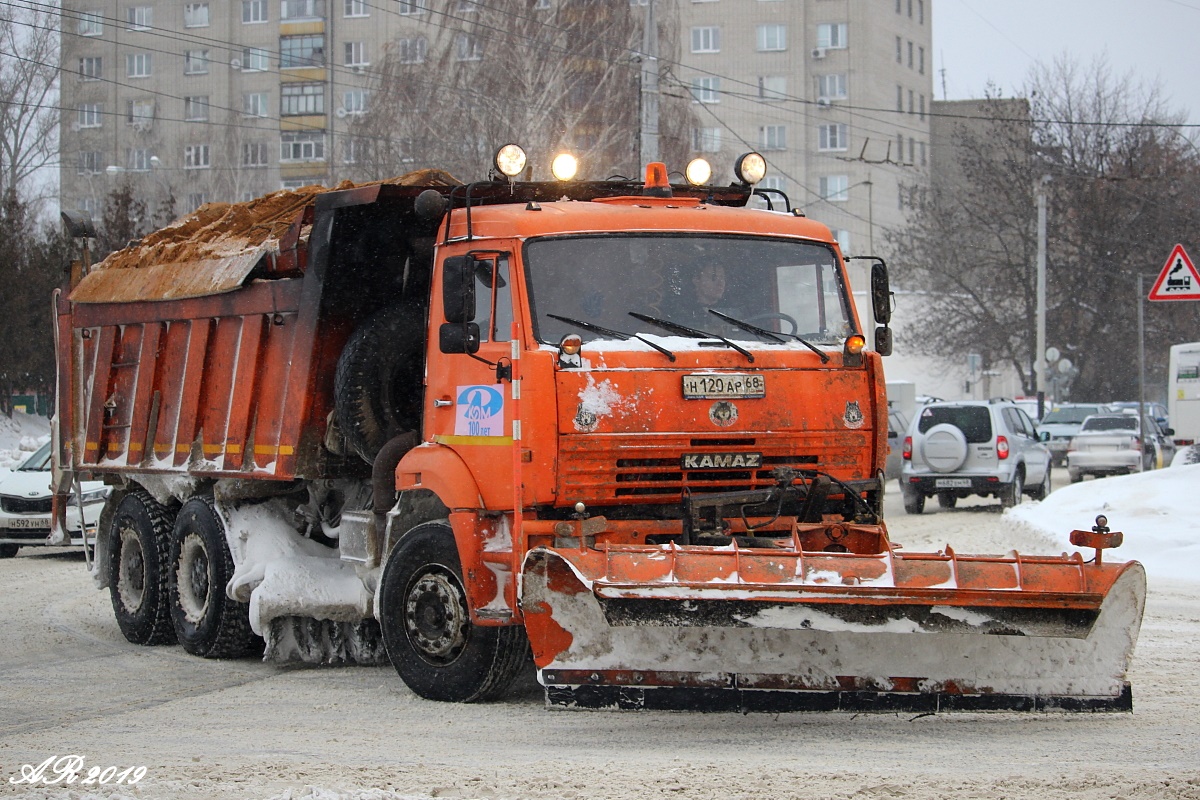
[521,538,1146,713]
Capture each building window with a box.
[243,0,268,22]
[918,46,925,75]
[281,0,325,19]
[398,37,427,63]
[534,0,550,9]
[344,0,367,15]
[126,53,152,78]
[832,229,850,254]
[242,47,270,71]
[184,96,210,121]
[759,176,785,194]
[78,103,102,128]
[919,93,925,120]
[280,131,326,161]
[188,193,208,209]
[456,0,476,12]
[758,75,786,101]
[281,35,325,67]
[919,140,927,166]
[79,57,102,81]
[126,99,155,127]
[75,197,97,216]
[819,175,848,202]
[397,0,425,15]
[896,84,903,112]
[184,50,210,75]
[243,92,269,116]
[455,34,481,61]
[77,151,103,175]
[692,127,721,152]
[691,76,719,103]
[756,24,786,52]
[344,41,368,67]
[907,0,913,16]
[127,148,152,171]
[817,23,846,49]
[760,125,786,151]
[184,3,210,27]
[281,83,324,115]
[78,11,103,35]
[817,73,847,100]
[690,26,719,54]
[126,6,152,29]
[894,36,901,64]
[184,144,211,169]
[342,89,368,114]
[342,138,363,164]
[818,123,848,151]
[242,142,270,167]
[907,40,913,68]
[918,0,924,23]
[908,89,914,114]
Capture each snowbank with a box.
[1008,463,1200,583]
[0,411,50,470]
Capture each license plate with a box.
[682,373,765,399]
[935,478,971,488]
[1,518,51,530]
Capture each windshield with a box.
[1043,406,1105,424]
[524,234,852,345]
[1080,416,1137,432]
[18,442,52,471]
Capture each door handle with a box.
[433,398,452,408]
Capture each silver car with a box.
[1038,403,1114,466]
[900,400,1052,513]
[1067,414,1178,481]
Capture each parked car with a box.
[1038,403,1114,466]
[1067,414,1177,481]
[0,442,108,558]
[884,407,911,481]
[900,400,1052,513]
[1108,401,1170,429]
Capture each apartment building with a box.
[60,0,932,256]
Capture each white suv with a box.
[900,400,1052,513]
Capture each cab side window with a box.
[471,255,512,343]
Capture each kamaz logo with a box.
[681,452,762,470]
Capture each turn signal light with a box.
[845,334,866,355]
[559,334,582,356]
[996,435,1010,459]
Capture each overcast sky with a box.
[933,0,1200,125]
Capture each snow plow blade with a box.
[521,532,1145,713]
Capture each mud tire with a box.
[1029,464,1052,501]
[108,489,177,645]
[335,304,426,463]
[1001,468,1024,508]
[936,491,957,509]
[379,521,529,702]
[168,496,261,659]
[903,492,925,515]
[0,544,18,558]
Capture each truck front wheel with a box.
[379,522,528,702]
[108,489,177,645]
[168,496,261,658]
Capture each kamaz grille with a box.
[1,496,52,514]
[614,453,819,498]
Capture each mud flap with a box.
[521,548,1146,713]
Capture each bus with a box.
[1168,342,1200,446]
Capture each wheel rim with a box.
[404,567,470,666]
[177,532,211,624]
[116,525,146,613]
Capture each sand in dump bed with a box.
[90,169,461,274]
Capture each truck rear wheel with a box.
[335,304,425,463]
[168,496,261,658]
[379,522,528,702]
[108,489,177,645]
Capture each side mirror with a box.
[1164,427,1175,437]
[442,255,477,324]
[1039,431,1050,442]
[439,322,481,354]
[870,262,891,325]
[874,326,892,356]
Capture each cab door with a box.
[426,251,517,508]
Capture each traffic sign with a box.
[1148,244,1200,301]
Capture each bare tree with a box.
[0,3,58,207]
[888,56,1200,400]
[344,0,693,183]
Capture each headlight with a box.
[79,484,111,503]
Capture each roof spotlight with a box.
[494,144,527,178]
[734,152,768,186]
[551,153,578,181]
[685,158,712,186]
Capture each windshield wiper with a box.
[707,310,831,364]
[628,312,754,363]
[548,313,676,361]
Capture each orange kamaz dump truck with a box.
[53,148,1145,712]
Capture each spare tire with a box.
[921,423,969,473]
[335,303,426,463]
